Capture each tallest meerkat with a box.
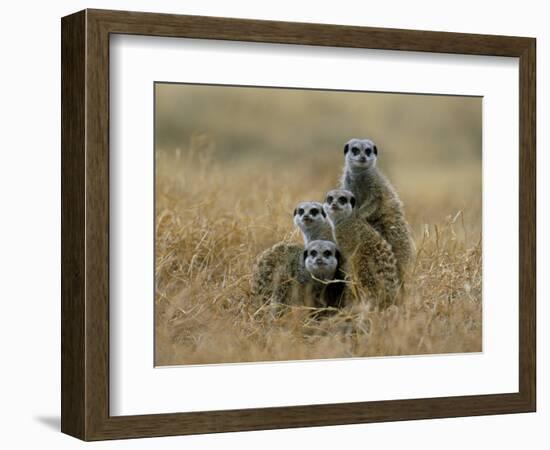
[340,138,414,283]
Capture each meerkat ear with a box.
[293,208,297,216]
[321,208,326,218]
[303,250,308,261]
[335,249,341,262]
[373,145,378,156]
[350,196,356,208]
[344,143,349,154]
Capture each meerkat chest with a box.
[344,171,375,208]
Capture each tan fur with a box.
[343,168,415,283]
[251,243,303,307]
[308,226,334,243]
[333,215,399,308]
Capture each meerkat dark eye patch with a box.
[323,250,332,258]
[351,147,360,156]
[338,196,348,205]
[350,196,356,208]
[365,147,372,156]
[310,250,317,258]
[373,145,378,156]
[310,208,319,216]
[298,208,305,216]
[326,196,333,204]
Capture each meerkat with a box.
[340,138,415,283]
[251,239,345,311]
[324,189,399,308]
[251,202,335,310]
[293,201,334,244]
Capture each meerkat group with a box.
[251,201,345,310]
[251,137,414,313]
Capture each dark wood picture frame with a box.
[61,8,536,441]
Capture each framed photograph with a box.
[61,9,536,441]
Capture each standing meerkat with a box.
[324,189,399,308]
[251,202,336,309]
[340,138,415,283]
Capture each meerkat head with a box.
[303,240,340,281]
[293,201,329,239]
[323,189,356,225]
[343,138,378,171]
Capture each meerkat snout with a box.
[344,138,378,171]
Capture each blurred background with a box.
[155,83,482,232]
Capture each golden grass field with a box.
[154,84,482,366]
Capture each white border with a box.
[110,35,519,416]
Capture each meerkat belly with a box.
[334,219,399,308]
[373,211,413,281]
[360,195,414,284]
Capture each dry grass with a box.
[154,144,482,366]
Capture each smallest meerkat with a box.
[324,189,399,308]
